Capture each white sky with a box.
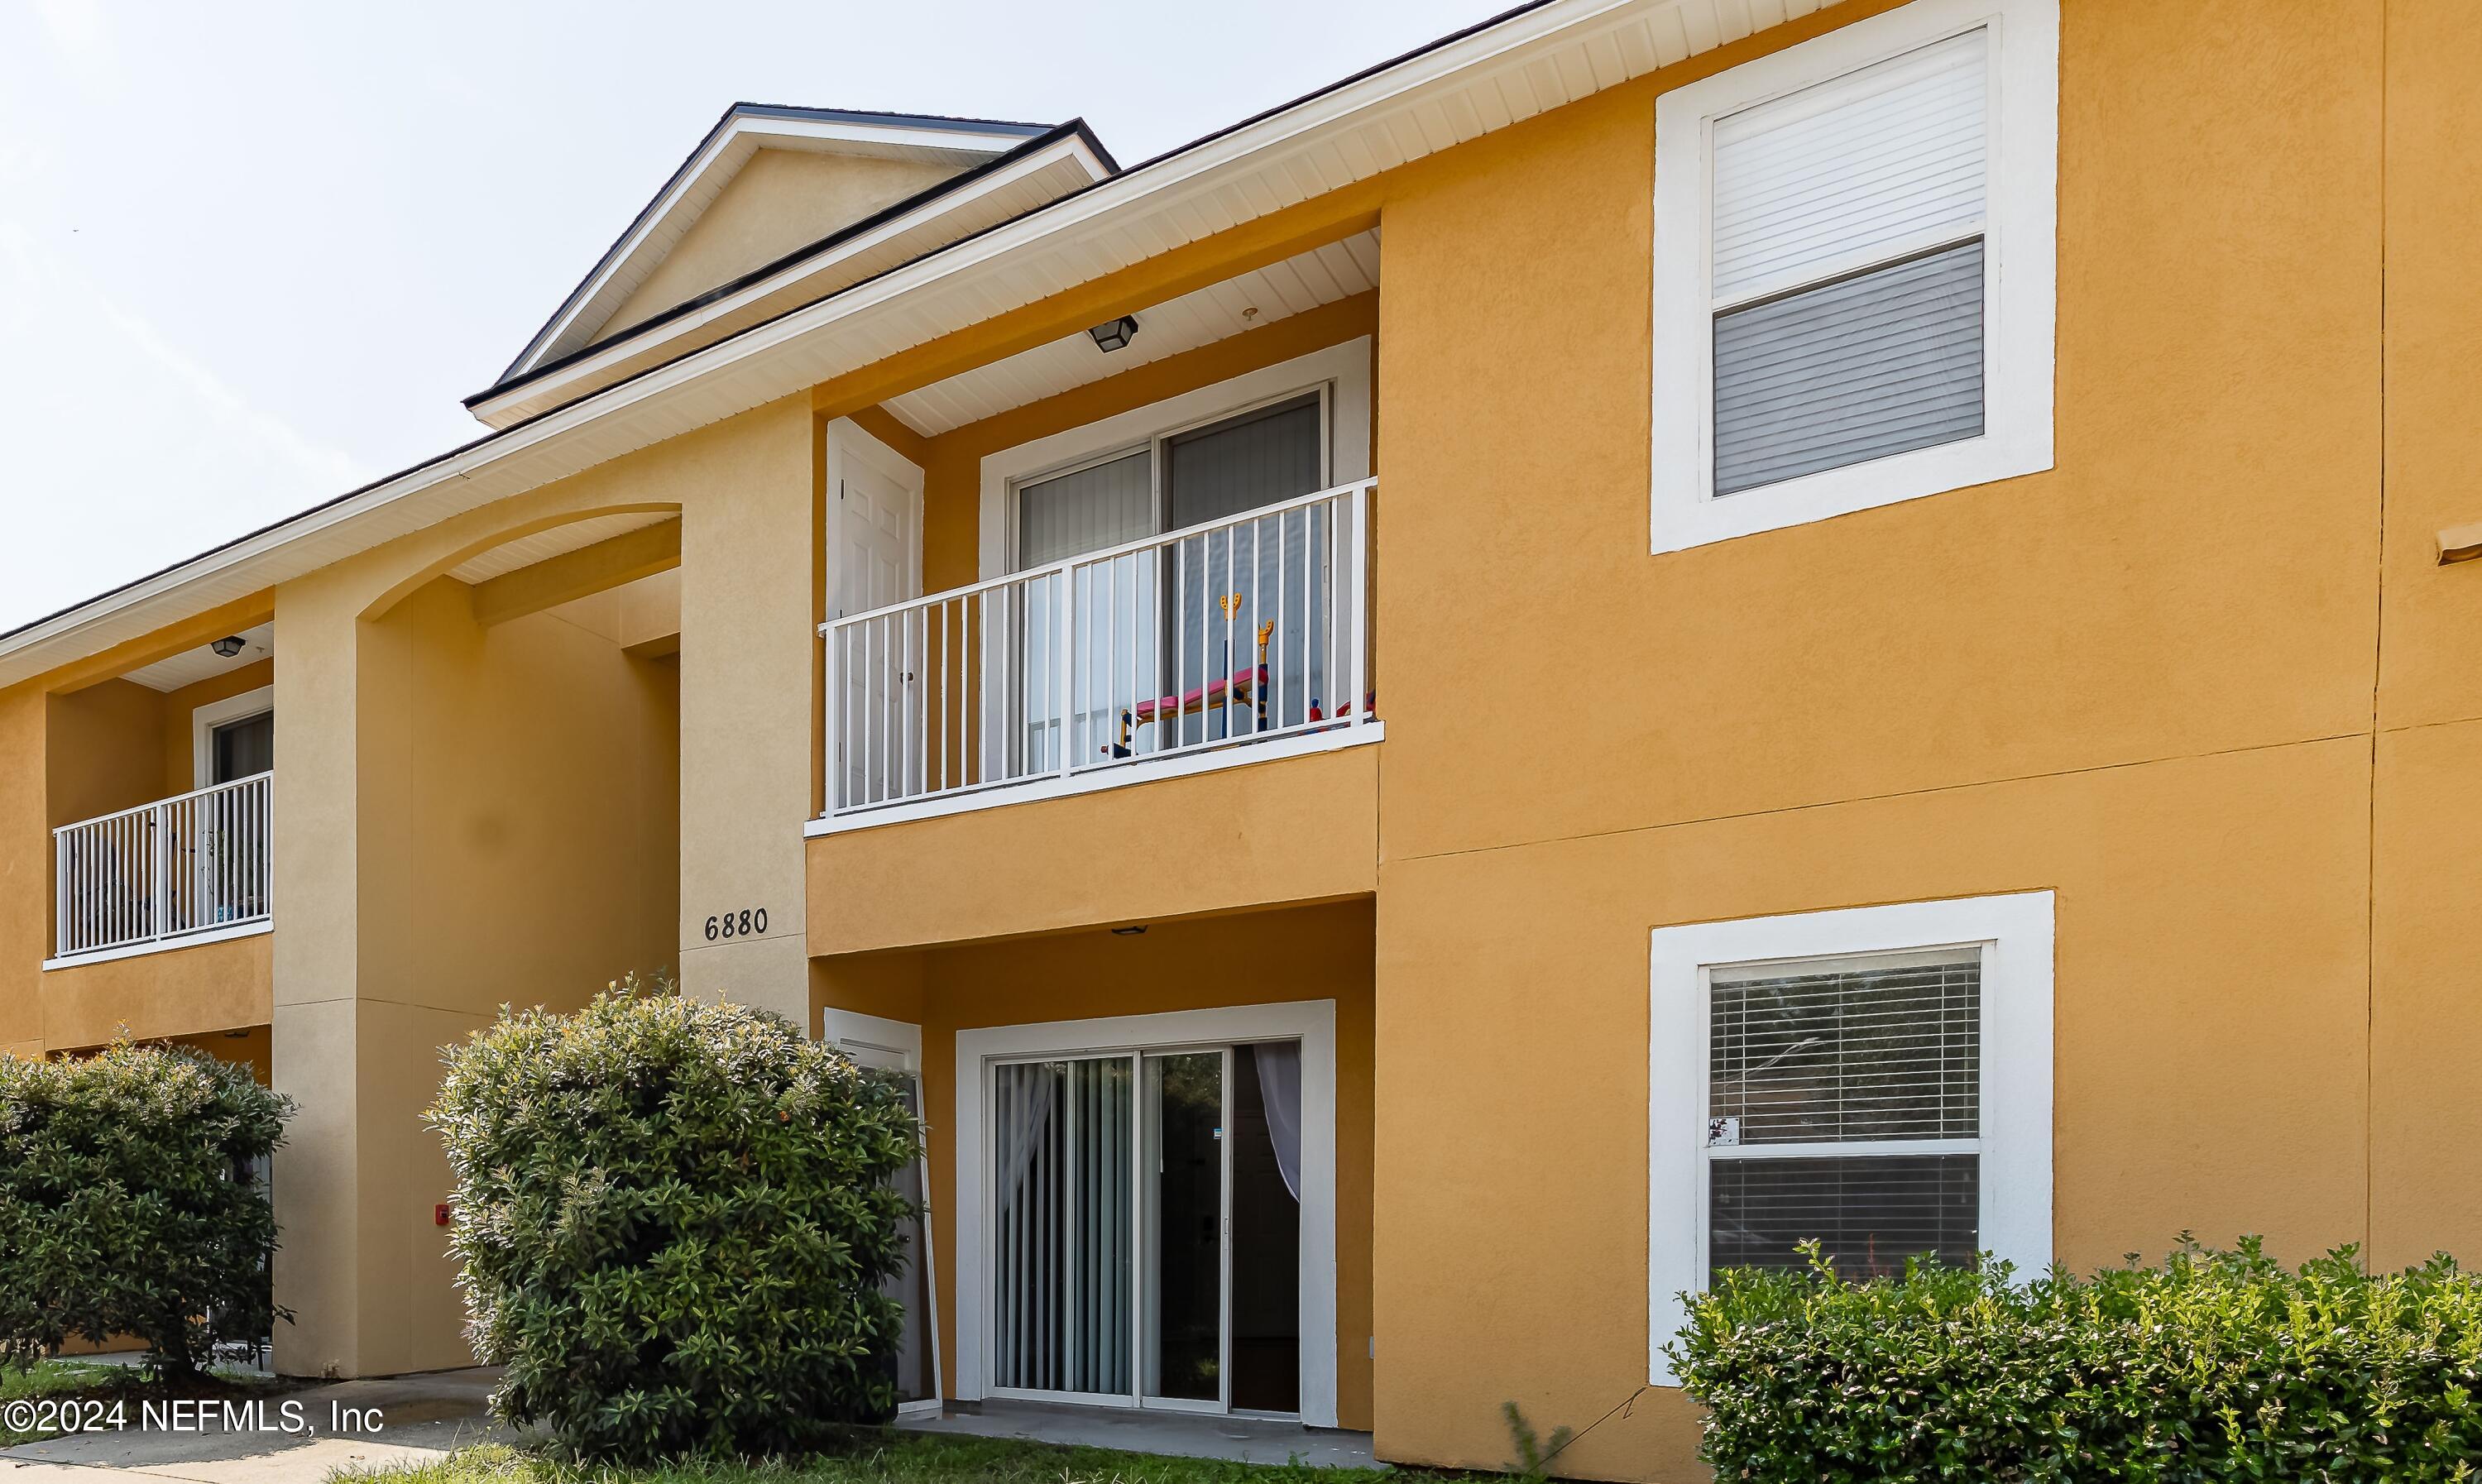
[0,0,1504,635]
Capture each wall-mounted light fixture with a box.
[211,635,247,658]
[1087,314,1139,353]
[2440,520,2482,566]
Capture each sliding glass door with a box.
[987,1042,1301,1414]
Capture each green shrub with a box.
[0,1039,293,1379]
[1668,1237,2482,1482]
[429,981,922,1461]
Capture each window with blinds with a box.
[1705,948,1982,1279]
[1706,28,1990,497]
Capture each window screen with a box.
[1707,948,1981,1278]
[1707,28,1990,496]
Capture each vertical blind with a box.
[1707,950,1981,1277]
[992,1057,1133,1395]
[1708,28,1990,495]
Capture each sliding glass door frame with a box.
[953,1000,1343,1427]
[982,1042,1238,1413]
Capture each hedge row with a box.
[1669,1238,2482,1482]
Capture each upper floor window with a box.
[1651,0,2058,553]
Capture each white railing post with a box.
[822,620,842,816]
[1344,481,1371,728]
[1056,566,1077,779]
[148,800,166,948]
[54,824,68,959]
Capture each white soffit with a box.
[0,0,1819,689]
[121,622,274,693]
[445,510,678,585]
[884,230,1380,436]
[510,108,1053,381]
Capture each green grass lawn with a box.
[0,1359,139,1446]
[336,1434,1485,1484]
[0,1357,298,1448]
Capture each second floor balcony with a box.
[51,771,273,967]
[820,479,1376,827]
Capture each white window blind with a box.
[1710,30,1988,301]
[1707,28,1991,497]
[1705,948,1981,1278]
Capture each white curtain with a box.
[1254,1042,1303,1202]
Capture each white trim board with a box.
[44,917,272,973]
[1649,0,2058,553]
[977,338,1373,581]
[190,684,275,789]
[951,1000,1340,1427]
[1646,891,2054,1386]
[806,720,1382,836]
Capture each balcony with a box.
[818,480,1377,829]
[50,772,273,967]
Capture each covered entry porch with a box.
[810,899,1376,1437]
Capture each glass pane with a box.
[1712,237,1985,495]
[1229,1045,1300,1413]
[1164,396,1329,748]
[1709,1153,1979,1281]
[1142,1051,1224,1403]
[991,1056,1133,1395]
[1018,450,1152,567]
[1709,949,1981,1145]
[212,711,274,783]
[877,1070,936,1405]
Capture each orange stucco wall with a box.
[812,898,1377,1429]
[799,2,2473,1477]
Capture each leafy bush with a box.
[429,982,922,1461]
[0,1039,293,1379]
[1669,1237,2482,1482]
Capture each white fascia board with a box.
[1,0,1812,688]
[471,133,1117,428]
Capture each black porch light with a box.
[212,635,247,658]
[1087,314,1140,352]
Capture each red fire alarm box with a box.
[434,1202,452,1227]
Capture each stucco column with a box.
[268,566,366,1378]
[676,395,816,1027]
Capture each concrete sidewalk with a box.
[0,1369,511,1484]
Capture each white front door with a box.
[827,419,923,808]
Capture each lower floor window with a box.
[1649,893,2053,1383]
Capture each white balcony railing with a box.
[824,479,1374,819]
[52,772,273,962]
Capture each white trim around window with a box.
[190,684,275,788]
[1650,0,2058,554]
[951,999,1339,1426]
[1646,891,2053,1385]
[976,338,1373,581]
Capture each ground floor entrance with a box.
[954,1001,1338,1422]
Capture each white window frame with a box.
[191,684,275,787]
[1650,0,2058,554]
[1647,892,2053,1385]
[976,338,1373,581]
[951,999,1339,1427]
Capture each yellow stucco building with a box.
[4,1,2480,1477]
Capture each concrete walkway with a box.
[898,1400,1379,1468]
[0,1370,510,1484]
